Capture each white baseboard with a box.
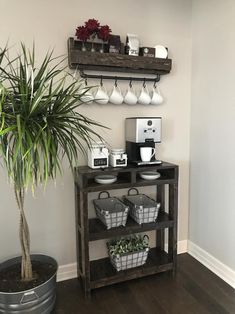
[188,241,235,289]
[164,239,188,254]
[57,263,77,282]
[177,239,188,254]
[57,240,188,282]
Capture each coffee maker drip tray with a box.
[133,160,162,166]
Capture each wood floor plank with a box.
[54,254,235,314]
[179,255,235,313]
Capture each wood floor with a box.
[53,254,235,314]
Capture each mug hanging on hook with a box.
[80,77,94,104]
[109,77,123,105]
[124,78,137,105]
[138,78,151,105]
[150,80,163,105]
[94,76,109,105]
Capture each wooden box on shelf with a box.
[70,38,109,54]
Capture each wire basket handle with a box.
[127,188,139,196]
[143,234,150,244]
[98,191,110,199]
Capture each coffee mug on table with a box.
[140,147,156,162]
[94,85,109,105]
[151,85,163,105]
[138,85,151,105]
[109,84,123,105]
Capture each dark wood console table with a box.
[74,162,178,296]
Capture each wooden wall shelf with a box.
[68,38,172,75]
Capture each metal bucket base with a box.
[0,255,58,314]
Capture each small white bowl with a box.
[95,175,117,185]
[139,171,161,181]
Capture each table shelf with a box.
[74,162,178,296]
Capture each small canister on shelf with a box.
[109,148,128,167]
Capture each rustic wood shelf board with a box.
[68,38,172,75]
[75,162,177,192]
[90,248,172,289]
[89,213,174,241]
[75,162,176,175]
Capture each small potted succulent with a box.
[75,18,112,52]
[107,234,149,272]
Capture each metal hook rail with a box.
[79,70,161,83]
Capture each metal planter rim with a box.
[0,254,58,295]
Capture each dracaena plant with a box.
[0,44,104,281]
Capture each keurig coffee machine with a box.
[125,117,162,166]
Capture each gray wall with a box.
[190,0,235,270]
[0,0,192,266]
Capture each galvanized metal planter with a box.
[0,255,58,314]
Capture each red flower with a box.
[97,25,112,41]
[75,26,90,42]
[85,19,100,34]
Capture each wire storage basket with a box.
[107,235,150,272]
[123,188,160,224]
[93,191,129,229]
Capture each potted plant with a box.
[0,44,104,313]
[107,234,149,272]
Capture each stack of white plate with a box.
[95,175,117,185]
[139,171,161,181]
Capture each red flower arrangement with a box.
[85,18,100,34]
[75,18,112,42]
[75,26,90,42]
[97,25,112,42]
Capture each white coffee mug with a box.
[109,85,123,105]
[80,88,94,104]
[94,85,109,105]
[140,147,156,162]
[138,85,151,105]
[124,86,137,105]
[151,85,163,105]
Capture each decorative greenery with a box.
[0,44,105,281]
[107,234,149,257]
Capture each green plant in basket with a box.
[107,234,149,257]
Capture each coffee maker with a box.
[125,117,162,166]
